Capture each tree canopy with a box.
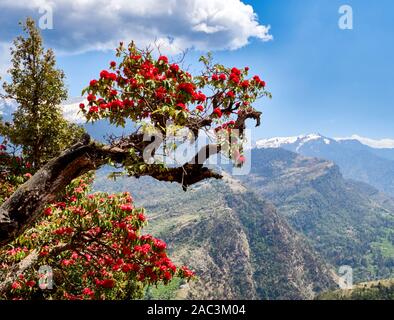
[0,18,84,169]
[0,18,270,300]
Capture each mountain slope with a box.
[317,279,394,300]
[94,172,335,300]
[239,148,394,282]
[256,134,394,196]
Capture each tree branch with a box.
[0,135,222,246]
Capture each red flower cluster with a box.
[0,175,195,300]
[99,70,117,81]
[80,42,269,150]
[252,75,266,87]
[53,227,74,236]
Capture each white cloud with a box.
[1,96,85,124]
[335,135,394,149]
[0,42,11,80]
[0,97,17,118]
[62,97,86,123]
[0,0,272,54]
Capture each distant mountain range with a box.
[256,134,394,196]
[238,148,394,282]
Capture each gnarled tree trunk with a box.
[0,135,221,246]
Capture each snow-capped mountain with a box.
[62,97,86,124]
[0,96,86,124]
[256,133,332,152]
[256,133,394,196]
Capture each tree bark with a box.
[0,136,222,246]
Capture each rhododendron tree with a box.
[0,20,271,299]
[0,173,194,299]
[0,41,270,246]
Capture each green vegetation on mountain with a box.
[240,148,394,282]
[317,279,394,300]
[94,172,335,299]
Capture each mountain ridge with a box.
[255,133,394,196]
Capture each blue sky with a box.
[1,0,393,141]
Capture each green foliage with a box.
[318,279,394,300]
[145,277,183,300]
[0,18,84,168]
[241,148,394,282]
[0,174,195,300]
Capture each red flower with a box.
[212,74,219,81]
[56,202,66,209]
[127,230,137,240]
[0,144,7,151]
[180,266,195,278]
[82,287,95,297]
[11,282,22,290]
[237,155,246,164]
[108,73,117,81]
[130,55,142,61]
[54,227,74,236]
[219,74,227,81]
[43,207,52,216]
[253,75,261,82]
[121,264,133,273]
[178,82,195,95]
[194,92,206,102]
[96,279,115,289]
[120,204,133,212]
[87,94,96,102]
[253,75,266,87]
[79,103,85,109]
[231,67,241,76]
[164,272,172,281]
[89,79,98,87]
[229,73,240,84]
[241,80,250,89]
[176,103,189,111]
[100,70,109,79]
[213,108,222,118]
[24,173,32,179]
[26,280,36,288]
[138,213,146,222]
[110,61,116,68]
[155,87,167,100]
[226,91,235,99]
[170,64,179,73]
[154,239,167,251]
[39,248,49,257]
[158,56,169,64]
[89,106,99,113]
[196,105,204,112]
